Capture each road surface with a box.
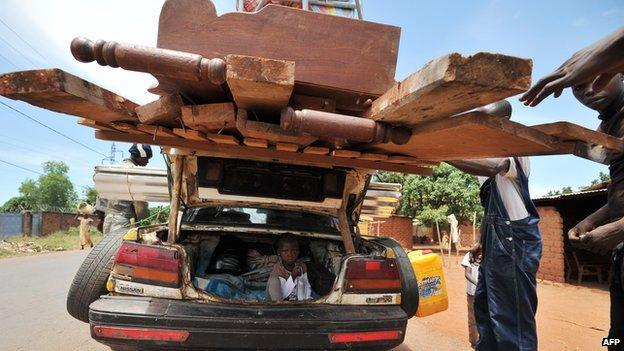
[0,250,469,351]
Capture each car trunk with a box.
[180,229,346,303]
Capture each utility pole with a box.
[101,143,123,164]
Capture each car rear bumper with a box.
[89,296,408,351]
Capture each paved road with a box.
[0,250,471,351]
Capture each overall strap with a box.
[512,157,539,219]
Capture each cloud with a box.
[602,8,620,17]
[572,18,590,27]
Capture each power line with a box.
[0,17,51,66]
[0,158,42,175]
[0,34,38,67]
[0,100,108,157]
[0,51,19,70]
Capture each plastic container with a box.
[408,250,448,317]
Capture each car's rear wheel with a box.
[66,228,126,323]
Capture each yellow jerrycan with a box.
[408,250,448,317]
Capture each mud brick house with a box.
[533,186,611,284]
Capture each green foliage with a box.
[82,186,98,205]
[546,186,574,196]
[1,161,78,212]
[376,163,483,226]
[590,171,611,186]
[137,206,170,226]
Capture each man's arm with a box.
[520,27,624,106]
[568,204,611,243]
[580,217,624,255]
[133,201,150,221]
[464,267,478,286]
[447,158,511,178]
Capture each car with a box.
[67,155,418,351]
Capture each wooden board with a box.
[0,69,138,123]
[236,109,316,146]
[181,103,236,132]
[244,138,269,148]
[276,143,299,152]
[303,146,330,155]
[532,121,624,152]
[368,112,559,160]
[135,93,183,127]
[364,53,532,126]
[225,54,294,112]
[172,128,211,141]
[110,122,149,135]
[137,124,180,139]
[331,149,361,158]
[157,0,400,96]
[77,118,117,131]
[95,130,433,175]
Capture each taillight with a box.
[113,242,181,287]
[344,258,401,293]
[93,325,189,342]
[329,330,402,344]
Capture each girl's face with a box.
[278,242,299,265]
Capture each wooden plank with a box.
[225,54,294,112]
[244,138,269,148]
[0,69,138,122]
[181,103,236,133]
[303,146,330,155]
[109,122,148,135]
[368,112,560,160]
[331,149,361,158]
[364,53,532,126]
[386,155,439,168]
[276,143,299,152]
[95,130,433,175]
[359,153,389,161]
[77,118,117,132]
[532,122,624,152]
[135,93,183,127]
[157,0,400,95]
[172,128,210,141]
[137,124,180,139]
[236,109,316,146]
[204,133,239,145]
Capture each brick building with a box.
[533,188,610,283]
[366,215,414,249]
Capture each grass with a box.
[0,227,103,259]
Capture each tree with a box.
[590,171,610,186]
[376,163,483,226]
[1,161,78,212]
[546,186,574,196]
[83,186,98,205]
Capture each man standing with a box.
[520,28,624,350]
[448,101,542,351]
[98,144,153,234]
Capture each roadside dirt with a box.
[408,256,611,351]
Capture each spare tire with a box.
[66,228,126,323]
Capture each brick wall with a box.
[370,215,414,249]
[536,206,565,283]
[40,212,78,236]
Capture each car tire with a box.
[66,228,126,323]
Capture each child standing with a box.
[461,247,481,348]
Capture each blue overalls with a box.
[474,158,543,351]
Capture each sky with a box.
[0,0,621,204]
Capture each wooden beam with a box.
[359,153,388,161]
[244,138,269,148]
[109,122,148,135]
[0,69,138,123]
[364,53,532,126]
[135,93,183,127]
[386,155,439,168]
[532,122,624,152]
[172,128,210,141]
[181,103,236,133]
[303,146,330,155]
[368,112,559,160]
[77,118,117,132]
[331,149,361,158]
[204,133,239,145]
[137,124,180,139]
[236,109,316,146]
[225,54,294,112]
[95,130,433,175]
[276,143,299,152]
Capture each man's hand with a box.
[579,219,624,255]
[568,220,596,245]
[520,27,624,107]
[469,242,482,264]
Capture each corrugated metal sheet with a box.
[0,213,22,238]
[94,165,169,202]
[360,182,401,220]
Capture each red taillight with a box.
[113,242,181,287]
[344,258,401,293]
[329,330,402,343]
[93,325,189,342]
